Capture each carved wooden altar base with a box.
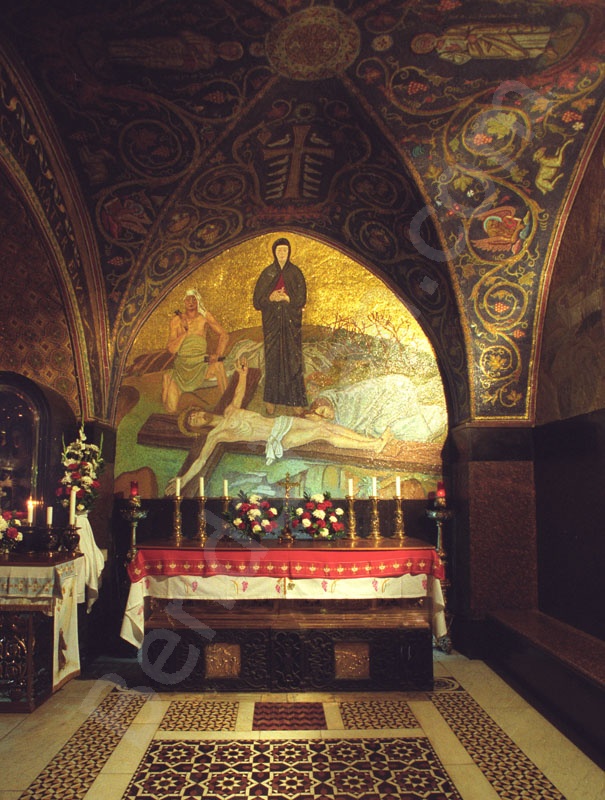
[0,609,54,711]
[142,598,433,692]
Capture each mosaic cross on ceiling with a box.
[1,0,605,422]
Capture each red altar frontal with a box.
[121,538,446,692]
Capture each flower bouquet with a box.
[0,510,25,553]
[291,492,346,540]
[56,426,104,515]
[226,491,282,541]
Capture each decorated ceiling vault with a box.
[1,0,605,427]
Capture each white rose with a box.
[295,507,304,515]
[302,518,312,528]
[233,517,242,527]
[249,508,261,518]
[249,494,262,504]
[0,518,7,533]
[235,502,243,510]
[329,514,337,523]
[335,507,344,516]
[261,519,271,528]
[312,509,325,520]
[310,493,324,503]
[252,523,262,533]
[270,507,278,515]
[319,528,330,537]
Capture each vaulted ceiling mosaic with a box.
[1,0,604,423]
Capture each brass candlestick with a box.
[369,496,381,541]
[121,495,148,562]
[62,523,81,556]
[41,525,60,556]
[344,495,357,542]
[195,496,207,545]
[392,496,406,541]
[173,495,183,545]
[221,495,231,538]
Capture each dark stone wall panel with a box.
[534,410,605,640]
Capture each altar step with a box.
[485,609,605,766]
[147,600,431,631]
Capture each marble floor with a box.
[0,651,603,799]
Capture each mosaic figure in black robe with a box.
[253,238,307,413]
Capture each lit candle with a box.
[27,498,34,525]
[223,479,229,497]
[46,506,53,526]
[436,481,446,498]
[372,477,377,497]
[69,486,77,526]
[395,476,401,498]
[175,477,181,497]
[348,478,353,497]
[130,480,139,497]
[199,476,205,497]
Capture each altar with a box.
[121,538,446,692]
[0,553,83,711]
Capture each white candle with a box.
[395,476,401,498]
[223,479,229,497]
[27,498,34,525]
[69,486,77,526]
[372,477,377,497]
[199,476,205,497]
[175,477,181,496]
[46,506,53,526]
[348,478,354,497]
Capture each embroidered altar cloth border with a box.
[127,546,445,582]
[0,558,81,603]
[120,572,446,649]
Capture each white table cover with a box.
[120,571,446,649]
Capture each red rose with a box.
[6,526,19,540]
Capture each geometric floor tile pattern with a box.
[430,687,567,800]
[122,737,463,799]
[17,690,148,800]
[159,700,239,731]
[339,699,419,730]
[252,701,327,730]
[10,653,603,800]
